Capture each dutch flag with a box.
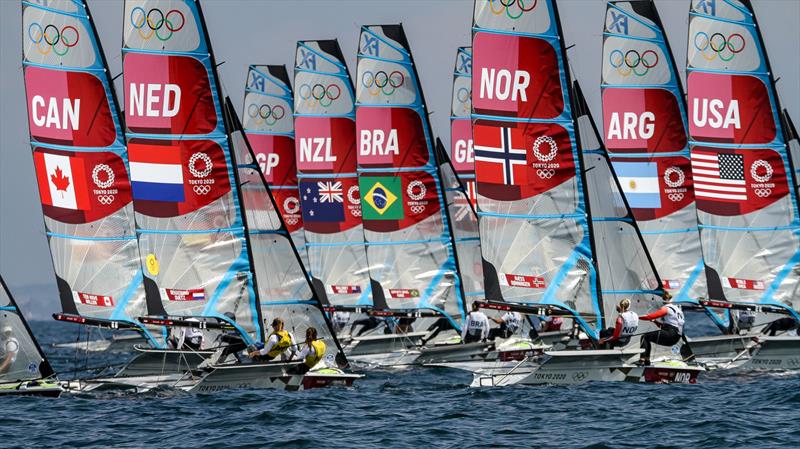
[129,143,185,202]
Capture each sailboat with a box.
[117,0,357,391]
[456,0,703,386]
[685,0,800,369]
[353,24,470,366]
[0,275,61,397]
[21,0,165,356]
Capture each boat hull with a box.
[0,380,62,397]
[184,363,361,393]
[748,336,800,370]
[115,347,214,377]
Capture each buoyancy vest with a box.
[304,340,327,368]
[267,330,292,358]
[660,304,685,334]
[620,311,639,337]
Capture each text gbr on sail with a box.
[454,138,474,164]
[360,129,399,156]
[256,152,279,175]
[479,68,530,102]
[299,137,336,163]
[31,96,79,130]
[128,83,181,118]
[607,112,655,140]
[692,98,740,129]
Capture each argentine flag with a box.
[614,161,661,209]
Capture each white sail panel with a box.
[1,275,55,383]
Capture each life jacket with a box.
[619,311,639,337]
[660,304,685,334]
[304,340,327,368]
[267,330,292,358]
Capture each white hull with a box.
[114,347,214,377]
[53,334,148,353]
[347,349,422,368]
[183,362,361,393]
[689,334,800,371]
[747,336,800,370]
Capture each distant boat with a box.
[0,274,61,397]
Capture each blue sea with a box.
[2,321,798,449]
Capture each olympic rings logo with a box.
[361,70,404,96]
[456,87,470,113]
[246,103,286,125]
[193,185,211,195]
[410,205,426,215]
[298,83,341,108]
[693,32,745,62]
[488,0,537,20]
[97,194,115,205]
[130,7,185,42]
[28,22,79,56]
[609,49,658,77]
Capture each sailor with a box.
[542,315,564,332]
[349,315,396,337]
[461,302,489,344]
[420,317,455,345]
[733,309,757,334]
[488,310,522,340]
[290,327,327,375]
[331,311,351,334]
[598,299,638,349]
[217,312,247,363]
[763,317,799,337]
[249,318,294,361]
[0,326,19,374]
[638,294,685,365]
[169,317,204,351]
[395,316,416,334]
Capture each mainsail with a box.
[472,0,603,336]
[574,81,664,329]
[447,47,485,299]
[242,65,310,271]
[601,0,709,305]
[226,97,348,365]
[1,275,56,383]
[22,0,159,344]
[356,24,466,325]
[122,0,260,341]
[686,0,800,316]
[293,40,374,307]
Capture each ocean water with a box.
[2,322,799,449]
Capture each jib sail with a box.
[22,0,159,343]
[293,40,374,308]
[601,0,709,305]
[122,0,260,340]
[356,24,466,325]
[686,0,800,315]
[472,0,603,336]
[242,65,310,272]
[1,274,56,383]
[447,47,485,299]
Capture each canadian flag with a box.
[34,152,90,210]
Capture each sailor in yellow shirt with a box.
[290,327,327,375]
[248,318,294,361]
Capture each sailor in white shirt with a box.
[170,318,204,350]
[0,326,19,374]
[488,311,522,340]
[462,302,490,344]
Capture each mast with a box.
[292,40,374,308]
[471,0,603,336]
[355,24,466,328]
[686,0,800,319]
[21,0,160,344]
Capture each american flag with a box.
[318,181,343,203]
[691,150,747,202]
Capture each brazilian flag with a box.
[360,176,404,220]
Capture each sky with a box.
[1,0,799,318]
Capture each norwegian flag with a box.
[499,273,546,289]
[473,120,575,201]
